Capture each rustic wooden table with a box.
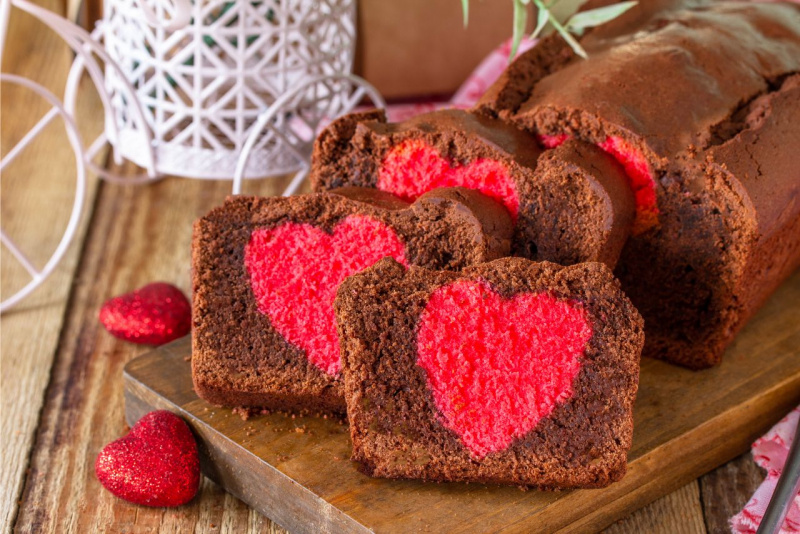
[1,1,767,532]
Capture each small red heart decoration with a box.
[96,410,200,507]
[245,215,407,375]
[378,139,519,218]
[99,282,191,345]
[416,280,592,458]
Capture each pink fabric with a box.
[731,407,800,534]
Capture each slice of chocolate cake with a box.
[475,0,800,368]
[192,187,513,414]
[335,257,644,488]
[311,108,634,267]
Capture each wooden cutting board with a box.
[124,270,800,534]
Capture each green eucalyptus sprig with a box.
[463,0,637,60]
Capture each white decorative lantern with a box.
[0,0,384,312]
[101,0,381,180]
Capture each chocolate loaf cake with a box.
[192,187,513,413]
[475,0,800,368]
[311,108,635,267]
[335,257,644,488]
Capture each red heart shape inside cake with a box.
[245,215,407,375]
[378,139,519,219]
[95,410,200,507]
[416,280,592,457]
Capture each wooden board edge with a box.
[122,366,372,534]
[547,373,800,534]
[122,345,800,534]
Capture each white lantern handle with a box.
[233,73,386,197]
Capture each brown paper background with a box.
[355,0,523,99]
[72,0,523,100]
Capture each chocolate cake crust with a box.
[528,139,634,265]
[335,257,644,488]
[192,188,513,413]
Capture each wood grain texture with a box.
[701,454,764,534]
[122,270,800,533]
[11,165,297,534]
[0,0,104,530]
[604,482,706,534]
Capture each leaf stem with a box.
[533,0,588,58]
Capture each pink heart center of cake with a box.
[378,139,519,220]
[245,215,408,375]
[416,280,592,458]
[539,133,658,234]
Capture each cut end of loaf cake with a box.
[537,132,658,234]
[336,257,644,488]
[377,139,520,220]
[597,136,658,232]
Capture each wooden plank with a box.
[122,269,800,533]
[604,482,706,534]
[0,0,105,530]
[700,454,764,534]
[11,165,296,533]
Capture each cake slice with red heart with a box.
[335,256,644,488]
[311,108,634,267]
[191,187,513,414]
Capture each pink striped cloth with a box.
[731,407,800,534]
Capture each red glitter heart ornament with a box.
[99,282,191,345]
[377,139,519,219]
[245,215,407,375]
[416,280,592,458]
[96,410,200,507]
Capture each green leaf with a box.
[539,2,588,59]
[565,1,637,35]
[461,0,469,27]
[556,24,589,58]
[510,0,529,61]
[532,4,549,38]
[544,0,589,25]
